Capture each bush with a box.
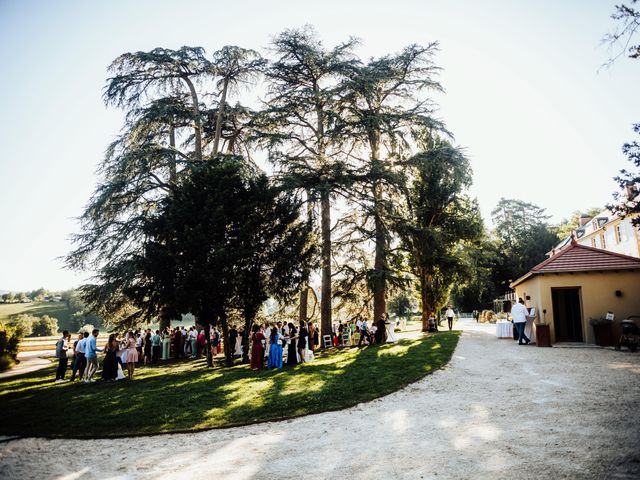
[0,354,15,371]
[79,324,94,334]
[0,323,22,371]
[31,316,58,337]
[12,314,35,337]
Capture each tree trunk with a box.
[320,189,332,340]
[212,78,229,156]
[219,311,233,367]
[159,308,171,332]
[372,178,386,323]
[298,192,314,325]
[421,274,430,332]
[182,76,203,161]
[299,287,308,324]
[198,312,214,368]
[242,308,254,364]
[169,126,177,183]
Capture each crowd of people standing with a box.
[52,312,400,382]
[250,320,319,370]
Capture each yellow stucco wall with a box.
[514,270,640,344]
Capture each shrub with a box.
[0,354,15,371]
[12,314,35,337]
[31,316,59,337]
[79,324,94,334]
[0,323,22,371]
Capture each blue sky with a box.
[0,0,638,291]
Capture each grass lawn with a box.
[0,331,459,438]
[0,301,73,331]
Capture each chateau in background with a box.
[552,187,640,259]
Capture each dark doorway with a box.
[552,287,583,342]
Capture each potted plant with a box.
[589,316,615,347]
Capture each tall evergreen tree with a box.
[490,198,559,291]
[396,139,482,331]
[105,47,213,161]
[210,46,265,155]
[260,27,359,337]
[339,43,444,322]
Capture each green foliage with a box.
[12,314,34,337]
[79,324,95,334]
[396,138,483,321]
[611,124,640,226]
[491,198,559,292]
[451,235,501,311]
[334,42,445,320]
[0,332,459,437]
[388,292,415,319]
[604,0,640,62]
[31,316,58,337]
[259,26,361,335]
[81,158,315,354]
[555,208,601,240]
[604,4,639,223]
[0,323,21,371]
[210,45,265,155]
[29,288,48,301]
[9,314,59,337]
[64,291,102,331]
[1,293,14,303]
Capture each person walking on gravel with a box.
[446,306,455,331]
[511,298,530,345]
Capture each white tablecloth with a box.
[496,321,513,338]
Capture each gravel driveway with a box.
[1,318,639,479]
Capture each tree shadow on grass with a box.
[0,332,459,438]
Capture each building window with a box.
[601,233,606,249]
[615,224,623,243]
[591,238,596,248]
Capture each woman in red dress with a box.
[250,324,266,370]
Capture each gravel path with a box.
[0,356,51,380]
[1,318,639,480]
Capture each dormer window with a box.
[615,224,623,243]
[575,228,585,239]
[597,217,608,228]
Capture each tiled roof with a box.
[511,240,640,287]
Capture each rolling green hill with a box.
[0,301,72,332]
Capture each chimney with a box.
[579,215,592,227]
[625,182,638,201]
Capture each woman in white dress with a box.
[385,314,398,342]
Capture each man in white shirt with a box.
[446,306,455,331]
[511,298,531,345]
[55,331,70,382]
[181,327,188,356]
[189,327,198,358]
[70,332,88,381]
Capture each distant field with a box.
[0,301,72,332]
